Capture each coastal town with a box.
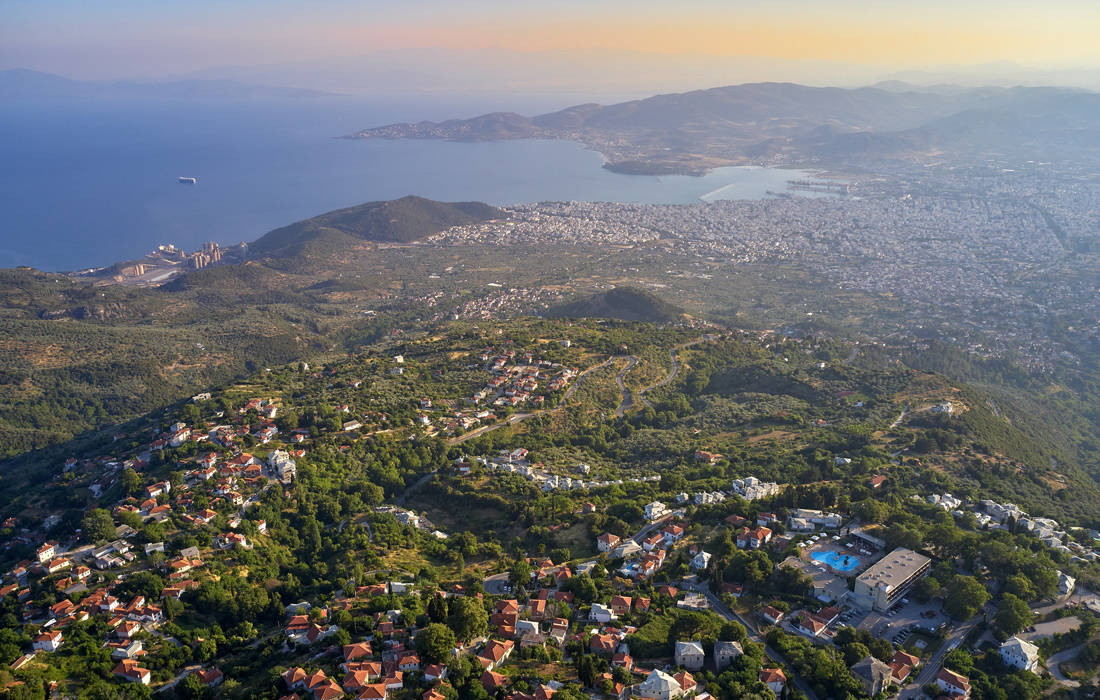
[425,183,1094,375]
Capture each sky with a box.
[3,1,1100,84]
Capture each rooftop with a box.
[856,547,930,590]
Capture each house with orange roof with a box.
[612,652,634,670]
[195,668,224,687]
[760,606,785,625]
[356,684,389,700]
[481,670,508,693]
[610,595,632,616]
[477,639,514,670]
[589,633,618,655]
[889,650,919,682]
[936,668,971,698]
[759,668,786,695]
[113,659,151,685]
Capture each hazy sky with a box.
[4,0,1100,81]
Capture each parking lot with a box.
[1020,616,1082,642]
[854,598,948,646]
[483,572,512,595]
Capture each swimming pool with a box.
[811,550,861,572]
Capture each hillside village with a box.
[1,322,1099,700]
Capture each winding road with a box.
[697,587,820,700]
[897,611,984,699]
[1045,645,1083,688]
[635,337,708,409]
[614,356,639,417]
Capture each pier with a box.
[787,179,850,194]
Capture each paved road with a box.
[562,357,616,403]
[635,337,706,408]
[449,410,536,446]
[1045,645,1083,688]
[698,588,820,700]
[630,510,684,544]
[614,356,639,417]
[897,612,983,699]
[1030,589,1099,619]
[156,664,201,693]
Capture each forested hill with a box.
[549,286,685,323]
[249,195,503,257]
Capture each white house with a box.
[644,501,669,521]
[999,637,1040,673]
[33,630,63,652]
[1058,571,1076,597]
[589,603,616,623]
[936,668,971,698]
[268,450,297,482]
[635,669,682,700]
[516,620,539,637]
[597,533,621,553]
[690,551,712,571]
[36,542,56,563]
[759,668,786,695]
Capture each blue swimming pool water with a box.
[811,550,861,572]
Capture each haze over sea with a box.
[0,93,821,271]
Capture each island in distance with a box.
[349,81,1100,175]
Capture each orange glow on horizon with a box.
[300,13,1100,67]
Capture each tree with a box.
[885,524,923,551]
[177,672,211,700]
[1003,574,1036,602]
[510,558,532,587]
[914,576,942,603]
[575,654,603,688]
[114,571,166,601]
[944,576,990,620]
[719,621,748,643]
[447,597,488,642]
[82,508,116,543]
[670,611,720,643]
[842,641,872,666]
[417,623,458,664]
[993,594,1033,636]
[427,593,448,624]
[120,468,142,497]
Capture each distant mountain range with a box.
[170,49,1100,94]
[352,81,1100,174]
[0,68,334,100]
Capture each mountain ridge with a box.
[351,81,1100,174]
[0,68,335,100]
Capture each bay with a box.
[0,94,822,271]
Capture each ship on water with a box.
[178,176,197,184]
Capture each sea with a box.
[0,93,825,271]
